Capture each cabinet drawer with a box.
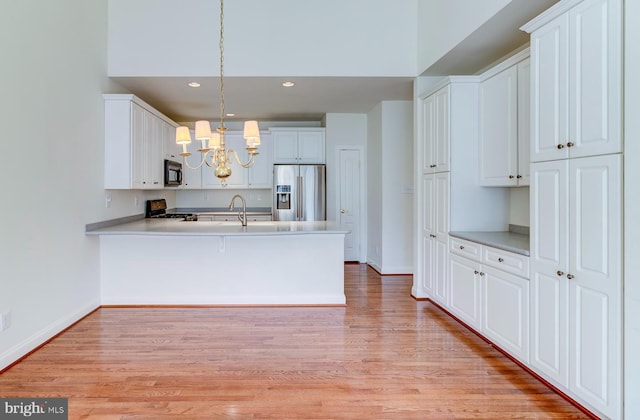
[450,237,482,261]
[482,246,529,278]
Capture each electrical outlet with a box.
[105,193,112,208]
[134,195,139,207]
[0,311,11,332]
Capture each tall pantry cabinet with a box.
[522,0,622,418]
[413,79,509,303]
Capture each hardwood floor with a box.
[0,264,588,419]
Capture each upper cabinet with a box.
[104,94,178,190]
[200,132,273,189]
[479,54,530,187]
[272,128,325,164]
[525,0,622,162]
[421,85,450,174]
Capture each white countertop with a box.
[86,219,349,237]
[449,230,530,256]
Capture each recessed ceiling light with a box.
[188,82,201,87]
[282,81,295,87]
[226,113,235,117]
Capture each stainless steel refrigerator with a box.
[273,164,326,221]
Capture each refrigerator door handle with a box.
[297,175,303,220]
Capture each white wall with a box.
[176,189,271,208]
[417,0,511,74]
[109,0,417,77]
[366,102,414,274]
[509,187,529,227]
[0,0,167,371]
[625,0,640,417]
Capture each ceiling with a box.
[111,0,558,124]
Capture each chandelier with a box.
[175,0,260,186]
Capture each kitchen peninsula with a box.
[87,219,348,306]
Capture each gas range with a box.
[145,199,198,221]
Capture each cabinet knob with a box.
[567,142,575,148]
[340,209,346,214]
[430,164,437,168]
[516,175,522,179]
[509,175,515,179]
[556,270,564,276]
[459,245,464,250]
[567,274,575,280]
[474,270,479,275]
[498,257,504,263]
[480,272,485,277]
[557,144,565,149]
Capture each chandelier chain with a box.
[219,0,225,129]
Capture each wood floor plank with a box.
[0,264,589,419]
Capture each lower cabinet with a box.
[449,237,530,363]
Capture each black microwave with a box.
[164,159,182,186]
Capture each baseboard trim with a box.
[0,301,100,373]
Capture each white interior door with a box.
[338,148,362,262]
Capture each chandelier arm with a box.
[228,149,257,168]
[182,151,214,170]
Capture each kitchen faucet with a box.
[229,194,247,226]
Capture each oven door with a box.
[164,160,182,186]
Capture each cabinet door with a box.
[530,159,570,385]
[449,253,482,329]
[272,131,299,163]
[433,86,450,172]
[530,13,569,162]
[422,174,435,238]
[568,154,621,416]
[421,236,435,296]
[433,238,449,307]
[248,133,273,188]
[298,131,325,163]
[146,114,164,189]
[434,173,449,240]
[482,265,529,362]
[479,66,518,186]
[164,123,179,161]
[568,0,622,159]
[517,59,531,185]
[131,103,146,189]
[421,94,436,173]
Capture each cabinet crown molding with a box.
[418,76,479,100]
[103,93,178,127]
[520,0,585,33]
[478,48,530,82]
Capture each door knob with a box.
[340,209,346,214]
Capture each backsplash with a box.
[509,187,530,227]
[176,189,272,208]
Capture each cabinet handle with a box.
[567,274,574,280]
[557,144,565,149]
[556,270,564,276]
[516,175,522,179]
[459,245,464,250]
[567,142,575,148]
[498,257,504,263]
[430,164,437,168]
[509,175,515,179]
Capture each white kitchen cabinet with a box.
[449,237,530,361]
[421,85,450,173]
[482,265,529,363]
[479,55,530,187]
[247,132,273,188]
[449,253,482,330]
[530,154,621,418]
[420,173,450,306]
[104,94,177,190]
[272,128,325,164]
[164,122,179,161]
[525,0,622,163]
